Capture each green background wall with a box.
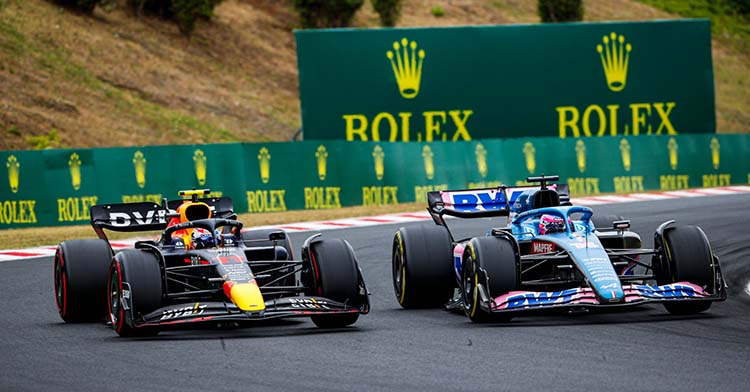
[0,134,747,229]
[296,19,715,141]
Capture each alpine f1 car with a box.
[54,190,369,336]
[392,175,726,322]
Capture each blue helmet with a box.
[192,230,216,249]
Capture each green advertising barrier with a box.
[0,134,747,229]
[295,20,715,141]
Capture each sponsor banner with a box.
[295,20,715,141]
[0,133,748,228]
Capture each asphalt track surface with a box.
[2,194,749,392]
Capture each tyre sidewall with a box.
[54,239,112,323]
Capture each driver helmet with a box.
[167,201,213,249]
[539,214,566,235]
[191,229,217,249]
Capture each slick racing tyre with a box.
[108,249,163,337]
[392,225,454,309]
[462,236,519,323]
[307,239,363,328]
[656,225,714,315]
[54,239,113,323]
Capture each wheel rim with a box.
[108,264,122,330]
[393,251,403,297]
[54,252,66,314]
[462,254,476,314]
[393,237,408,303]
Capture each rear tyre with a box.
[657,226,714,315]
[108,249,163,337]
[392,225,454,309]
[54,239,112,323]
[462,236,519,323]
[307,239,363,328]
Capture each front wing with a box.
[132,296,369,328]
[485,282,726,313]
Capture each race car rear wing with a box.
[90,196,236,241]
[426,182,570,224]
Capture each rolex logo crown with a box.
[6,155,20,194]
[387,38,425,99]
[372,145,385,181]
[133,151,147,189]
[475,143,487,179]
[596,32,632,92]
[258,147,271,184]
[68,152,82,191]
[422,145,435,180]
[193,149,207,186]
[316,145,328,181]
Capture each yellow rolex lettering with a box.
[304,187,342,209]
[362,186,399,206]
[344,109,474,142]
[556,106,580,138]
[343,114,368,141]
[629,103,651,136]
[423,111,447,142]
[702,174,731,187]
[246,191,258,212]
[398,112,412,142]
[371,112,398,142]
[57,196,98,222]
[20,200,37,223]
[606,105,619,136]
[582,105,605,137]
[246,190,287,213]
[270,190,287,212]
[448,110,473,141]
[567,178,600,197]
[659,175,690,190]
[613,176,644,193]
[0,200,38,224]
[1,201,16,224]
[653,102,677,135]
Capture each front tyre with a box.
[392,225,454,309]
[656,226,714,315]
[462,236,519,323]
[54,239,112,323]
[307,239,363,328]
[108,250,163,337]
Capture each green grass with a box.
[638,0,750,53]
[0,19,26,56]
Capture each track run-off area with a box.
[1,191,749,391]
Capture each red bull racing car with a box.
[54,190,369,336]
[392,176,726,322]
